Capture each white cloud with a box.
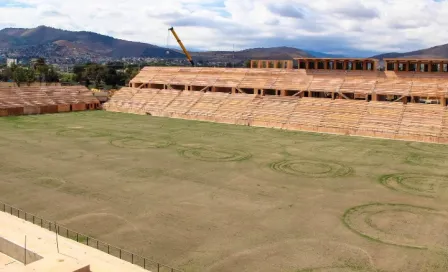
[1,0,448,56]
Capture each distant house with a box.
[6,58,17,67]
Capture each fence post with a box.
[3,203,4,212]
[144,258,145,269]
[158,264,160,272]
[97,240,99,249]
[67,229,68,238]
[40,218,43,227]
[131,254,133,264]
[76,233,79,242]
[119,249,121,259]
[25,212,26,221]
[87,237,89,246]
[33,215,35,224]
[107,245,110,254]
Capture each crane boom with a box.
[168,27,194,66]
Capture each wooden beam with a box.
[235,87,247,94]
[292,90,304,97]
[338,92,351,100]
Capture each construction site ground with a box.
[0,210,149,271]
[1,111,448,272]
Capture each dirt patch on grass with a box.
[110,137,173,149]
[343,203,448,249]
[206,239,375,272]
[270,159,353,178]
[379,173,448,198]
[178,147,252,162]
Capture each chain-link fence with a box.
[1,201,182,272]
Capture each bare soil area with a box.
[1,111,448,272]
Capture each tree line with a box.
[0,59,140,89]
[0,58,59,86]
[72,62,139,89]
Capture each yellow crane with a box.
[168,27,195,66]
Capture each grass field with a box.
[1,111,448,272]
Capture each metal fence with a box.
[0,201,182,272]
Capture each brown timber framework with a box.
[99,66,448,144]
[0,86,101,117]
[384,58,448,72]
[129,67,448,105]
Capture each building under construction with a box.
[102,57,448,144]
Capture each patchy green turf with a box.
[1,111,448,272]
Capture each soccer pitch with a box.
[1,111,448,272]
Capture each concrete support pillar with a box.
[305,61,309,69]
[343,61,347,70]
[331,92,335,100]
[429,62,433,72]
[314,60,318,70]
[442,98,447,106]
[211,86,216,92]
[394,61,398,72]
[442,62,445,72]
[417,62,421,72]
[231,87,236,94]
[324,60,328,70]
[280,90,286,96]
[372,93,378,101]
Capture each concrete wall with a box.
[0,235,43,265]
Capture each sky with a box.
[0,0,448,57]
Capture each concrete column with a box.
[394,61,398,71]
[314,60,318,70]
[429,62,433,72]
[231,87,236,94]
[305,61,309,69]
[343,61,347,70]
[372,93,378,101]
[417,62,421,72]
[442,98,447,106]
[280,90,286,96]
[324,60,328,70]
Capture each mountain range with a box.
[372,44,448,60]
[1,26,448,63]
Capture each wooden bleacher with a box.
[250,96,298,128]
[185,92,229,121]
[162,91,203,118]
[356,102,404,138]
[141,89,180,116]
[213,93,255,124]
[396,104,444,142]
[319,100,368,134]
[286,98,333,131]
[0,86,100,116]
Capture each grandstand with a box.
[0,86,100,116]
[101,65,448,144]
